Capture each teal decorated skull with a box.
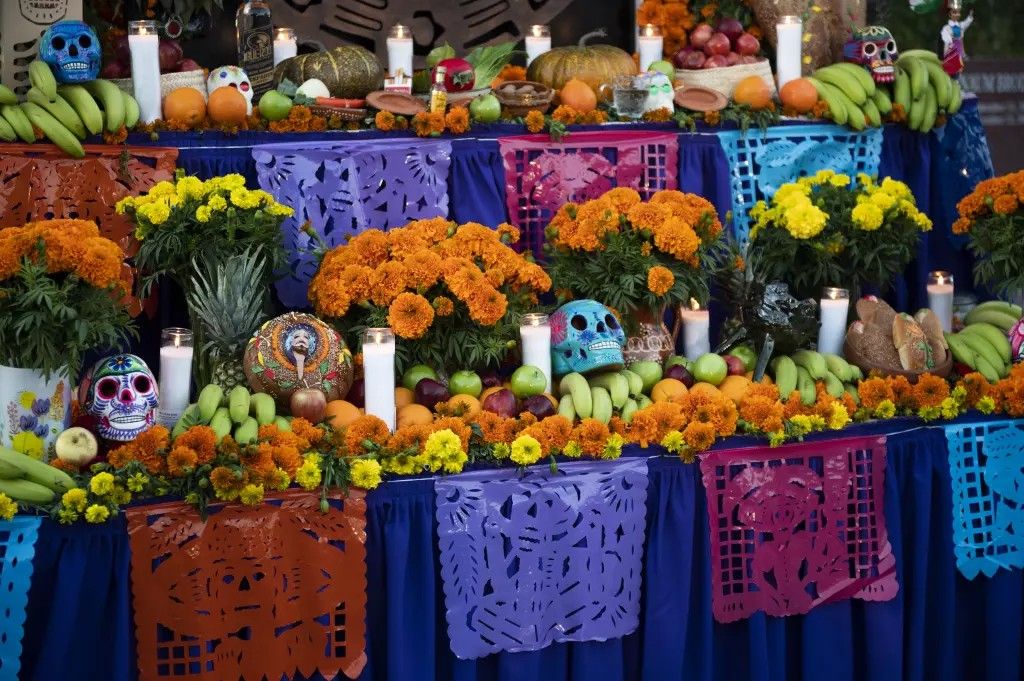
[550,300,626,375]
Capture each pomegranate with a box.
[702,54,730,69]
[703,33,731,57]
[736,32,761,56]
[681,51,707,69]
[689,23,714,50]
[717,17,745,46]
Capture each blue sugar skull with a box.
[39,20,101,83]
[550,300,626,375]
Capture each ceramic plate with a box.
[674,86,728,112]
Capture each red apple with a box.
[482,388,518,418]
[672,46,695,69]
[725,52,741,66]
[702,54,729,69]
[664,363,695,388]
[704,33,731,57]
[681,51,706,69]
[736,32,761,56]
[717,17,745,45]
[723,355,746,376]
[177,57,202,72]
[689,23,714,49]
[346,378,365,408]
[101,61,129,79]
[479,370,503,389]
[414,378,450,411]
[290,388,327,423]
[520,394,556,419]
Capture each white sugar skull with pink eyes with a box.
[83,354,159,441]
[207,65,253,113]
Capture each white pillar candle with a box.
[156,327,193,428]
[525,25,551,67]
[927,271,955,333]
[681,299,711,361]
[637,24,664,72]
[273,27,297,66]
[386,24,414,77]
[817,287,850,356]
[128,20,162,124]
[775,15,803,90]
[520,313,552,393]
[362,328,396,432]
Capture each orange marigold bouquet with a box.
[953,170,1024,297]
[0,219,135,378]
[544,188,722,315]
[309,218,552,371]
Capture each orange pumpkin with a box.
[559,78,597,113]
[527,30,637,102]
[162,87,206,125]
[780,78,819,114]
[733,76,772,110]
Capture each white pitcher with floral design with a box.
[0,365,72,460]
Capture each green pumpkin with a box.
[273,45,384,99]
[526,30,637,102]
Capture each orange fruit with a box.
[689,382,722,399]
[397,403,434,429]
[207,86,248,125]
[733,76,772,110]
[162,87,206,125]
[780,77,819,113]
[446,394,481,417]
[559,78,597,113]
[395,387,414,408]
[651,378,689,403]
[718,375,752,405]
[324,400,362,429]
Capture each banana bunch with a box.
[893,50,961,133]
[768,349,862,407]
[0,60,140,158]
[808,62,890,131]
[175,384,288,444]
[557,370,651,425]
[944,301,1022,382]
[0,446,76,504]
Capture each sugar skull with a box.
[83,354,159,442]
[208,66,253,113]
[641,72,675,113]
[1009,318,1024,362]
[38,20,101,83]
[550,300,626,375]
[843,26,898,84]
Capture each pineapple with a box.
[187,248,269,392]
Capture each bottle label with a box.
[240,28,274,97]
[430,91,447,114]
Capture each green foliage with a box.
[0,255,135,379]
[966,213,1024,297]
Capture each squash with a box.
[559,78,597,113]
[526,29,637,102]
[273,45,384,100]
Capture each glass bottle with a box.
[235,0,274,99]
[429,67,448,114]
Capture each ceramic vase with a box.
[622,307,675,364]
[0,365,72,459]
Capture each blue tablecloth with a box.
[18,416,1024,681]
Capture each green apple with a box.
[510,365,547,399]
[402,364,438,392]
[729,344,758,372]
[449,370,483,397]
[469,93,502,123]
[628,360,663,393]
[258,90,293,121]
[692,353,728,386]
[648,59,675,79]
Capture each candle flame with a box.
[530,24,547,38]
[689,298,700,311]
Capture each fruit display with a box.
[0,446,75,504]
[892,50,962,132]
[945,301,1022,382]
[807,62,889,131]
[272,46,385,100]
[765,349,863,406]
[177,383,285,443]
[525,30,637,101]
[672,19,763,70]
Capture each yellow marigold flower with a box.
[873,399,897,419]
[58,508,78,524]
[268,467,291,491]
[239,483,265,506]
[647,265,675,296]
[828,173,851,187]
[350,459,383,490]
[195,205,212,223]
[880,177,911,200]
[85,504,110,523]
[857,172,875,187]
[851,202,884,231]
[492,442,511,460]
[176,176,205,200]
[602,433,625,460]
[918,405,941,421]
[828,403,851,430]
[813,169,835,183]
[784,202,828,239]
[61,487,89,512]
[768,430,787,447]
[112,485,132,506]
[660,430,685,455]
[424,429,464,472]
[139,199,171,225]
[977,396,996,414]
[563,441,583,458]
[207,193,228,211]
[0,493,16,521]
[940,396,960,420]
[115,196,134,214]
[868,190,896,212]
[510,434,543,466]
[89,472,115,497]
[126,472,149,493]
[148,180,177,197]
[230,188,261,210]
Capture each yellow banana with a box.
[922,59,952,109]
[807,77,848,125]
[832,62,877,98]
[122,91,140,128]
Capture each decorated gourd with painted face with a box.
[843,26,898,84]
[550,299,626,375]
[39,20,101,83]
[82,354,159,441]
[641,72,675,113]
[244,312,354,405]
[208,65,253,113]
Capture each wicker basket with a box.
[674,60,776,99]
[111,69,208,99]
[843,339,953,383]
[494,80,554,117]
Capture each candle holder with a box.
[681,298,711,361]
[273,27,297,66]
[387,23,414,78]
[157,327,194,428]
[128,20,162,124]
[817,287,850,356]
[775,15,803,89]
[927,271,955,332]
[637,23,664,72]
[520,312,552,393]
[525,24,551,67]
[362,327,396,432]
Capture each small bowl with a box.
[674,86,728,112]
[493,80,554,116]
[365,90,425,116]
[843,340,953,383]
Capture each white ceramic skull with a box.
[207,65,253,113]
[82,354,159,442]
[641,72,675,113]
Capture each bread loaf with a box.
[893,314,933,371]
[915,309,949,364]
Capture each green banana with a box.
[636,395,653,410]
[590,386,613,425]
[908,95,926,131]
[0,446,74,492]
[945,333,977,369]
[815,65,869,105]
[899,57,928,100]
[922,59,952,109]
[0,116,15,141]
[273,416,292,432]
[848,365,864,382]
[844,99,867,131]
[82,79,125,132]
[0,84,16,105]
[122,91,140,129]
[824,371,845,398]
[619,369,644,398]
[948,80,962,115]
[1,104,35,142]
[234,417,259,444]
[807,77,848,126]
[0,457,23,479]
[770,355,798,400]
[862,97,882,127]
[26,88,86,139]
[974,354,1001,383]
[210,408,232,440]
[871,87,892,115]
[958,333,1006,374]
[197,384,225,423]
[964,307,1019,332]
[832,62,877,97]
[961,323,1012,365]
[844,384,860,406]
[919,86,937,133]
[172,404,201,439]
[589,372,629,409]
[28,60,58,102]
[0,477,54,504]
[900,49,942,64]
[20,101,84,158]
[796,366,817,406]
[250,392,276,425]
[893,69,911,113]
[228,386,251,424]
[823,354,853,382]
[559,373,592,418]
[792,350,828,380]
[558,394,576,421]
[58,84,104,135]
[620,398,639,424]
[973,300,1024,318]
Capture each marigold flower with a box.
[510,434,543,466]
[85,504,110,523]
[858,378,895,410]
[375,110,396,131]
[647,265,675,295]
[703,110,721,126]
[167,446,199,477]
[525,110,545,133]
[574,418,611,457]
[388,292,435,339]
[173,425,217,464]
[445,107,470,134]
[683,421,717,452]
[914,373,950,409]
[345,414,390,455]
[350,459,383,489]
